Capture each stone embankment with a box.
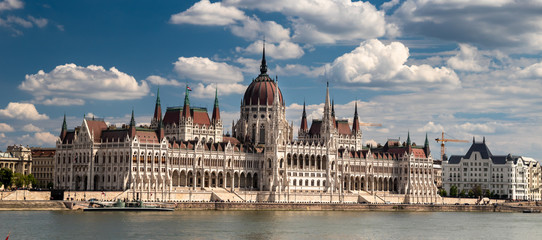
[173,202,537,212]
[0,200,68,211]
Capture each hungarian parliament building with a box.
[54,49,439,203]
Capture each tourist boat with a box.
[522,208,541,213]
[84,200,174,212]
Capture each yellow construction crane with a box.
[435,131,469,160]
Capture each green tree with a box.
[468,189,474,198]
[450,185,458,197]
[0,168,13,189]
[25,174,37,188]
[459,189,467,198]
[439,189,447,197]
[471,185,483,197]
[13,173,25,188]
[484,190,492,198]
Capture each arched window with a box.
[259,125,265,144]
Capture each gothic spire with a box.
[130,109,136,127]
[406,131,411,146]
[60,113,67,139]
[424,132,430,156]
[352,101,360,133]
[183,85,191,119]
[212,87,220,123]
[260,39,267,75]
[152,88,162,127]
[300,101,308,132]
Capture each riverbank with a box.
[0,200,68,211]
[1,200,539,213]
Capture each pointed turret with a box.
[212,87,220,123]
[182,85,191,119]
[260,39,267,75]
[152,88,162,127]
[300,101,308,132]
[324,82,331,119]
[60,114,67,140]
[424,132,430,157]
[352,101,360,133]
[129,109,136,137]
[406,131,412,154]
[331,99,336,127]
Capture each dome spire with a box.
[260,38,267,75]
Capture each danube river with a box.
[1,211,541,239]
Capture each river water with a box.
[1,211,541,239]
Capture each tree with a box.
[47,182,54,189]
[459,189,467,198]
[13,173,25,188]
[468,189,474,198]
[25,174,37,188]
[438,189,447,197]
[484,190,492,198]
[450,185,458,197]
[0,168,13,189]
[471,185,483,197]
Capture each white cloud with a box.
[234,57,260,73]
[173,57,243,84]
[40,97,85,106]
[6,15,32,28]
[22,123,41,132]
[456,122,496,134]
[146,75,183,87]
[20,63,150,101]
[326,39,460,90]
[170,0,245,26]
[517,62,542,79]
[28,16,47,28]
[393,0,542,52]
[274,64,324,77]
[18,132,57,147]
[0,102,48,120]
[237,40,304,59]
[0,123,14,132]
[0,0,23,11]
[230,16,291,43]
[191,82,246,99]
[225,0,396,44]
[447,44,490,72]
[418,121,444,133]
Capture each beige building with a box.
[443,138,541,200]
[55,49,439,203]
[31,148,55,188]
[0,145,32,175]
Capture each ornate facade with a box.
[54,49,439,203]
[442,138,541,200]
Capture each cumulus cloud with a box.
[274,64,324,77]
[22,123,41,132]
[40,97,85,106]
[326,39,460,90]
[237,40,304,59]
[191,82,246,99]
[169,0,245,26]
[447,44,491,72]
[418,121,444,133]
[230,16,291,43]
[18,132,57,147]
[0,102,48,120]
[0,0,23,11]
[146,75,183,87]
[0,123,14,132]
[225,0,396,44]
[19,63,150,101]
[392,0,542,52]
[173,57,243,84]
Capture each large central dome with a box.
[242,47,284,106]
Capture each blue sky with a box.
[1,0,541,160]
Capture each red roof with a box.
[192,109,211,126]
[163,107,211,126]
[336,120,352,135]
[308,120,322,136]
[31,149,55,157]
[86,119,108,143]
[243,77,284,106]
[136,130,159,143]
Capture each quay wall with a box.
[0,200,67,210]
